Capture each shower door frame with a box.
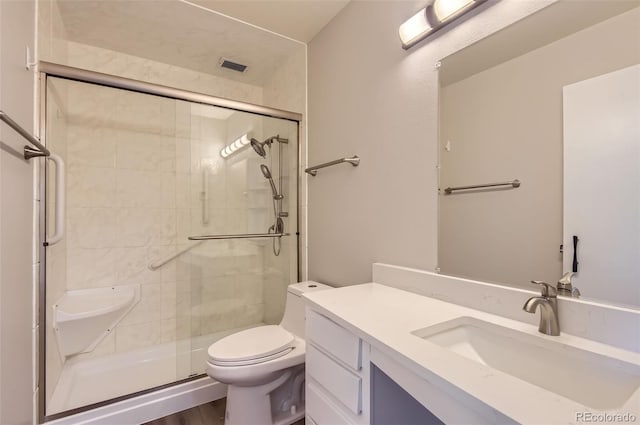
[37,61,303,423]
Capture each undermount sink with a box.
[412,317,640,410]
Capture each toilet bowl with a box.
[206,281,331,425]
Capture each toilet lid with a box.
[208,325,295,364]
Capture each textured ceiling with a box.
[56,0,310,86]
[188,0,350,43]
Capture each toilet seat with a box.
[208,325,295,366]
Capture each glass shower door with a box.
[44,77,185,415]
[175,101,299,377]
[43,76,299,417]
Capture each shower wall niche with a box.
[44,76,299,415]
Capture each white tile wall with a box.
[66,208,118,248]
[67,164,116,208]
[116,322,163,352]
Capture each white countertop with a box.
[304,283,640,425]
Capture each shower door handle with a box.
[45,153,65,246]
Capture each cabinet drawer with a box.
[307,343,362,415]
[307,310,361,370]
[307,381,356,425]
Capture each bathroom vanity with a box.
[303,265,640,424]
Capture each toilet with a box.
[206,281,331,425]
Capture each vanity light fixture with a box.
[220,134,251,159]
[399,0,487,50]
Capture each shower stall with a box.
[39,63,300,420]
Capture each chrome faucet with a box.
[557,271,581,298]
[523,281,560,336]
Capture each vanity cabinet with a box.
[305,309,370,425]
[303,280,638,424]
[304,305,483,425]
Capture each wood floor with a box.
[143,398,305,425]
[143,399,226,425]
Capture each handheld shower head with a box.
[260,164,272,179]
[260,164,283,200]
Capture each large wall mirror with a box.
[437,1,640,308]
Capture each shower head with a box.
[250,138,269,158]
[250,136,288,158]
[260,164,283,200]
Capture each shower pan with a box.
[39,64,300,421]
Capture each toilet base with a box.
[224,367,305,425]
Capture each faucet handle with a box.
[557,272,582,297]
[530,280,557,297]
[557,271,574,290]
[558,271,574,285]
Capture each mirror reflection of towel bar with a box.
[444,179,521,194]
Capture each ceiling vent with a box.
[219,58,248,73]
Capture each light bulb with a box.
[399,0,486,50]
[399,8,432,48]
[219,133,251,159]
[433,0,475,22]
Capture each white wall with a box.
[307,0,553,286]
[0,1,36,423]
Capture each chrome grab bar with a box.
[45,153,65,246]
[152,233,290,268]
[148,241,204,271]
[443,179,520,194]
[305,155,360,176]
[188,233,289,241]
[0,110,50,159]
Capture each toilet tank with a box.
[280,281,332,338]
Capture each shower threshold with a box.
[48,323,263,416]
